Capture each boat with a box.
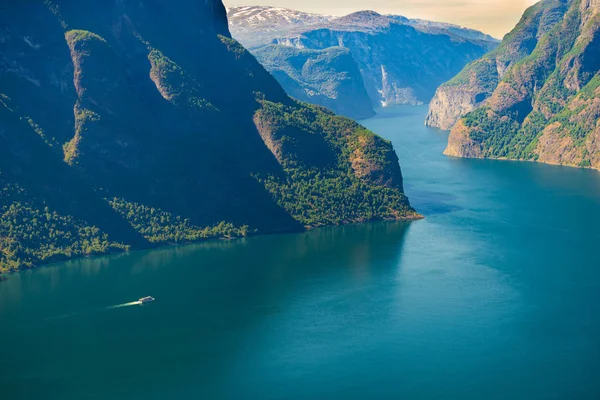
[139,296,155,304]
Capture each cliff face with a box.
[228,7,498,118]
[426,0,570,130]
[0,0,417,272]
[443,0,600,171]
[252,45,374,120]
[426,85,489,131]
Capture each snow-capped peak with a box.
[227,6,334,31]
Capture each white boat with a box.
[139,296,155,304]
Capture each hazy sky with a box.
[223,0,541,39]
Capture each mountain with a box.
[426,0,571,130]
[435,0,600,171]
[227,7,499,119]
[0,0,419,273]
[404,19,497,43]
[252,45,375,119]
[226,6,335,49]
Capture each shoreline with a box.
[0,215,423,277]
[443,150,600,173]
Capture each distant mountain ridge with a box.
[228,7,498,49]
[403,19,498,43]
[429,0,600,171]
[226,6,335,48]
[228,6,499,119]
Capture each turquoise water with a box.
[2,105,600,399]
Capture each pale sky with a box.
[223,0,541,39]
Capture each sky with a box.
[223,0,541,39]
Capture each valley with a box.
[228,6,498,119]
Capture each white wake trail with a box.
[46,300,144,321]
[106,301,143,309]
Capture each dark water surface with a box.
[2,106,600,399]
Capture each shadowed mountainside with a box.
[0,0,418,272]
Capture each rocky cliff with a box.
[442,0,600,171]
[426,0,571,130]
[252,45,375,119]
[0,0,418,272]
[228,7,498,119]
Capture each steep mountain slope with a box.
[0,0,418,272]
[252,45,375,119]
[443,0,600,170]
[426,0,570,130]
[227,7,498,118]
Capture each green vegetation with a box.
[25,116,61,150]
[445,0,567,92]
[148,49,217,111]
[148,49,184,78]
[518,111,549,159]
[108,198,251,244]
[576,74,600,101]
[449,0,599,168]
[550,73,600,141]
[429,0,571,130]
[0,0,416,274]
[0,183,254,272]
[218,35,248,59]
[461,108,550,160]
[63,106,101,164]
[65,29,107,45]
[260,169,412,226]
[462,108,521,158]
[445,57,499,93]
[254,100,416,226]
[0,182,129,273]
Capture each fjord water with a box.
[2,106,600,399]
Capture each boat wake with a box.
[46,300,144,321]
[105,301,142,309]
[45,311,82,321]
